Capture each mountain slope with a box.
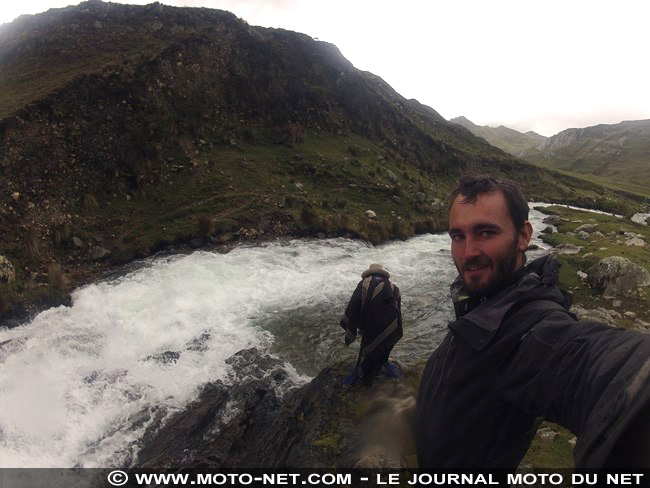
[0,1,643,323]
[520,120,650,190]
[450,116,546,155]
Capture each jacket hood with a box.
[449,254,571,350]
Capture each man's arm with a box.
[340,282,362,345]
[500,310,650,468]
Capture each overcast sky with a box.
[2,0,649,136]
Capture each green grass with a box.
[522,423,575,468]
[539,205,650,325]
[537,167,650,199]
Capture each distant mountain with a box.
[521,120,650,190]
[450,116,546,155]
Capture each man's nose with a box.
[463,236,482,258]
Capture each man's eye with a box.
[450,234,463,241]
[479,230,495,238]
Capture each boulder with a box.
[0,256,15,284]
[626,237,646,247]
[136,348,415,469]
[542,215,564,226]
[570,304,622,327]
[414,192,426,203]
[552,243,581,254]
[384,168,398,183]
[72,237,83,248]
[365,210,377,219]
[92,246,111,260]
[431,198,444,211]
[575,224,599,233]
[541,226,554,234]
[536,427,559,441]
[587,256,650,298]
[189,237,205,248]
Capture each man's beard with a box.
[456,238,520,298]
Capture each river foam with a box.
[0,206,553,467]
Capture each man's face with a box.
[449,191,532,297]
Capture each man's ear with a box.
[518,221,533,252]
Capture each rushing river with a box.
[0,207,552,467]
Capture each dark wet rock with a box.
[186,333,211,352]
[541,226,554,234]
[136,348,416,469]
[587,256,650,298]
[189,237,205,248]
[147,350,181,364]
[92,246,111,260]
[526,244,540,251]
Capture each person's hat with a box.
[361,263,390,279]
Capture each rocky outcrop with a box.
[570,304,622,327]
[0,255,15,283]
[587,256,650,298]
[136,348,416,468]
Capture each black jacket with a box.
[340,275,403,367]
[415,254,650,468]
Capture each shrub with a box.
[414,218,437,235]
[24,226,40,261]
[197,214,213,237]
[0,294,9,315]
[391,219,411,241]
[47,262,67,294]
[82,193,99,210]
[366,220,390,244]
[300,206,320,229]
[53,222,71,247]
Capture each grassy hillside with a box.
[522,120,650,190]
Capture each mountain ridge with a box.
[521,119,650,190]
[449,115,547,155]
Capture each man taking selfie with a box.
[415,175,650,469]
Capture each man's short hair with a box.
[449,175,529,231]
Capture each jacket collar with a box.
[448,254,568,351]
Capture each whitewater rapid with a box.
[0,207,552,467]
